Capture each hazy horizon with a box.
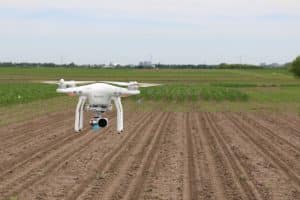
[0,0,299,65]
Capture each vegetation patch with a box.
[200,87,249,101]
[133,84,248,102]
[0,67,300,109]
[210,83,258,88]
[0,83,60,107]
[211,82,300,88]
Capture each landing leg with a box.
[113,96,123,133]
[75,96,86,132]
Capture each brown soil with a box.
[0,111,299,200]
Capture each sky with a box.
[0,0,299,65]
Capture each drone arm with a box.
[113,96,123,133]
[75,96,86,132]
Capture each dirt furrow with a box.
[239,113,300,155]
[197,113,228,200]
[183,112,223,200]
[184,112,202,200]
[0,112,95,178]
[280,113,300,132]
[0,127,109,199]
[194,113,227,200]
[0,111,97,171]
[0,116,70,150]
[182,112,192,200]
[0,111,59,133]
[226,113,300,190]
[19,115,130,199]
[222,113,299,199]
[18,112,144,199]
[119,113,172,200]
[0,110,73,140]
[0,118,75,171]
[250,113,300,149]
[202,112,248,200]
[0,117,73,150]
[64,112,157,200]
[76,112,166,200]
[0,126,75,177]
[139,112,182,200]
[1,110,299,200]
[207,113,266,200]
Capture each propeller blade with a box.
[41,81,59,84]
[138,83,162,87]
[100,81,162,87]
[100,81,130,86]
[41,80,95,85]
[72,81,96,85]
[41,80,162,87]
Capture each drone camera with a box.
[98,118,108,128]
[89,117,108,129]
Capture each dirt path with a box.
[0,111,299,200]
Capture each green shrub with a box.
[290,56,300,77]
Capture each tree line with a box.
[0,62,287,69]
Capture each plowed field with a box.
[0,111,299,200]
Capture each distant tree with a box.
[290,56,300,77]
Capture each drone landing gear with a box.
[75,96,86,132]
[112,97,123,134]
[74,96,124,134]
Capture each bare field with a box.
[0,111,299,200]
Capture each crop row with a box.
[134,85,249,102]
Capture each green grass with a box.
[0,67,296,83]
[134,84,249,102]
[211,82,300,88]
[200,87,249,101]
[1,67,300,111]
[0,83,60,107]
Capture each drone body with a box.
[44,79,160,133]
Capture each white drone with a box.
[43,79,161,133]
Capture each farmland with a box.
[1,67,300,109]
[0,110,299,200]
[0,67,300,200]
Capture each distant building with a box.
[260,62,267,67]
[260,62,282,68]
[269,63,281,68]
[138,61,155,68]
[104,62,120,68]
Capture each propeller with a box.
[40,79,162,88]
[41,79,95,85]
[100,81,162,87]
